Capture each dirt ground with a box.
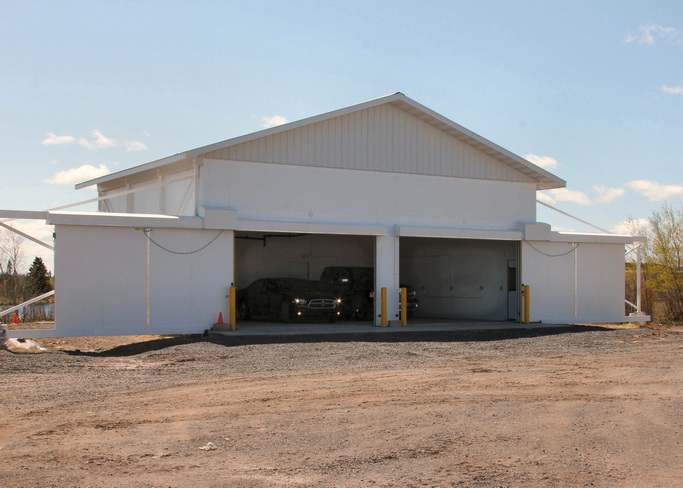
[1,325,682,487]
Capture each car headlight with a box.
[292,298,307,305]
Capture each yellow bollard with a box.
[523,284,530,324]
[381,287,388,327]
[229,286,237,331]
[400,287,408,327]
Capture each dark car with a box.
[318,266,374,320]
[237,278,340,323]
[318,266,419,320]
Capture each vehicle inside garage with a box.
[235,233,376,321]
[235,233,375,284]
[234,232,520,323]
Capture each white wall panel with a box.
[148,228,233,328]
[200,159,536,231]
[204,104,534,184]
[521,241,626,324]
[54,224,233,336]
[577,243,625,319]
[55,225,147,334]
[100,190,128,212]
[100,169,196,216]
[163,174,195,215]
[130,180,159,214]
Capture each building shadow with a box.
[64,325,614,357]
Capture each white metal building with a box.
[3,93,647,337]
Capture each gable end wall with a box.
[204,104,535,184]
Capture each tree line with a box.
[625,202,683,323]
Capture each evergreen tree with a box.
[26,257,52,296]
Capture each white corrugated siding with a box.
[204,103,533,184]
[99,167,196,216]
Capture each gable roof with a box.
[77,93,566,191]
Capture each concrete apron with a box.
[209,318,570,338]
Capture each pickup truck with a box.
[318,266,418,320]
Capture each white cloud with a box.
[524,153,559,171]
[261,115,289,129]
[593,185,625,204]
[624,23,682,46]
[536,192,557,205]
[613,218,650,236]
[78,130,117,150]
[540,188,591,206]
[661,85,683,95]
[41,130,148,151]
[626,180,683,201]
[624,23,683,46]
[44,164,111,185]
[124,140,148,152]
[41,133,76,145]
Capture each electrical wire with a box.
[143,229,224,255]
[524,240,578,257]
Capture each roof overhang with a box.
[46,211,204,229]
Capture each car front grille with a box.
[307,299,336,309]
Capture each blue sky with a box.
[1,0,682,268]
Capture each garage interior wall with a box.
[400,237,519,321]
[235,233,375,287]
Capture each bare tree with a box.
[0,225,26,274]
[0,225,26,305]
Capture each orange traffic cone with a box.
[13,312,18,324]
[215,312,224,325]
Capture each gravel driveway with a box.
[1,325,681,487]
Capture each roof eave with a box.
[74,152,190,190]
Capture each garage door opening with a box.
[234,232,375,322]
[400,237,520,322]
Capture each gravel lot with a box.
[1,325,682,487]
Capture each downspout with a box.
[574,242,578,319]
[193,158,201,216]
[145,228,152,327]
[518,241,523,323]
[636,245,642,314]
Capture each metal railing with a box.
[0,291,55,318]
